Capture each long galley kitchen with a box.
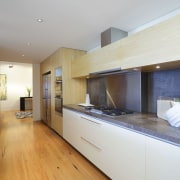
[39,15,180,180]
[63,15,180,180]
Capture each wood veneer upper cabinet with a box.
[120,14,180,70]
[72,15,180,78]
[61,48,86,105]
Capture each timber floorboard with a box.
[0,111,110,180]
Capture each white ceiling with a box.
[0,0,180,64]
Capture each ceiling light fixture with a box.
[22,54,25,57]
[36,18,44,23]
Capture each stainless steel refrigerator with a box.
[42,72,51,126]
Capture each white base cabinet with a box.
[62,109,81,149]
[63,108,145,180]
[146,137,180,180]
[103,123,145,180]
[63,108,180,180]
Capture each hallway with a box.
[0,111,109,180]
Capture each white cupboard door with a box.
[103,124,146,180]
[63,109,81,148]
[146,137,180,180]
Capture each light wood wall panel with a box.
[40,48,86,136]
[72,15,180,78]
[61,48,87,105]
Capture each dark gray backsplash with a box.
[87,68,180,113]
[147,68,180,113]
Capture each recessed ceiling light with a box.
[156,65,160,69]
[27,42,31,46]
[22,54,25,57]
[36,18,44,23]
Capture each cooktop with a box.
[90,107,133,117]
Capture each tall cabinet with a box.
[40,48,86,136]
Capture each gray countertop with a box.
[63,104,180,147]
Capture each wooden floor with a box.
[0,111,110,180]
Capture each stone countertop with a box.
[63,104,180,147]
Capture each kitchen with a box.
[0,1,180,180]
[41,15,180,180]
[63,69,180,179]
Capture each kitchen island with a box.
[63,104,180,180]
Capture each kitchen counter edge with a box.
[63,105,180,147]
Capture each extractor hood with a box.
[101,27,128,47]
[89,68,133,77]
[88,28,129,77]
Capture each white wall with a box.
[0,61,32,111]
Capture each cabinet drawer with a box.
[78,135,111,178]
[78,115,106,148]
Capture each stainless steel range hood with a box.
[88,28,128,77]
[101,27,128,47]
[89,68,133,77]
